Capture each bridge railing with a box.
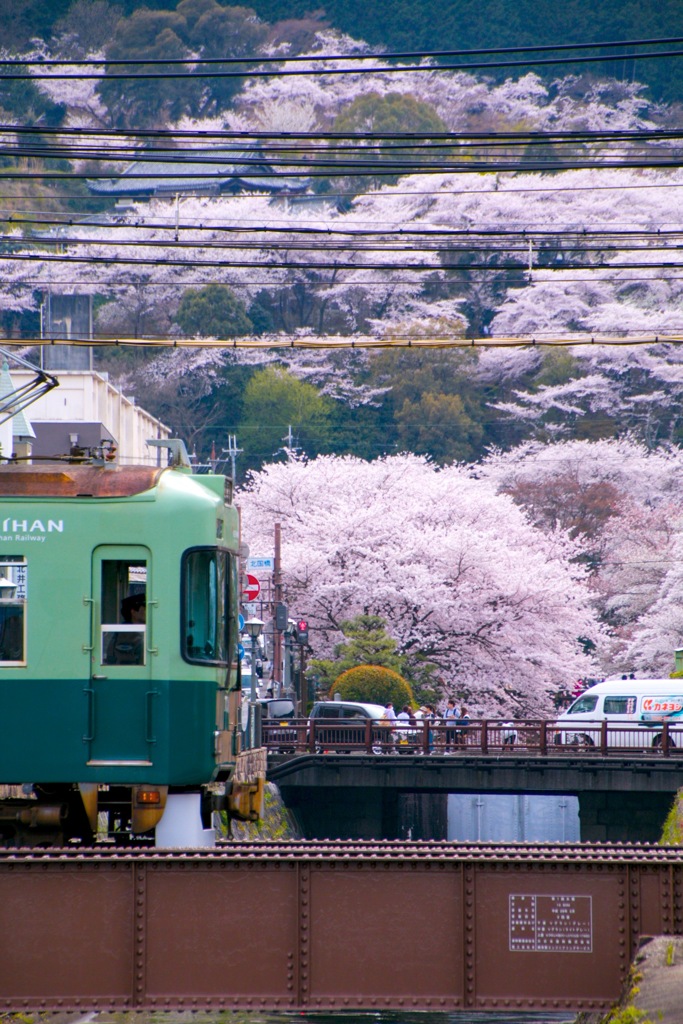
[262,717,683,757]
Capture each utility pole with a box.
[281,425,301,458]
[222,434,242,483]
[273,522,283,697]
[300,644,307,714]
[283,623,293,700]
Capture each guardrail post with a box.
[365,718,372,753]
[539,721,547,756]
[601,720,608,756]
[663,721,671,756]
[308,719,316,754]
[481,720,488,755]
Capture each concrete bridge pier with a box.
[282,786,448,840]
[578,790,673,842]
[271,754,683,842]
[283,783,674,842]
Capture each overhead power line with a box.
[7,37,683,79]
[8,232,683,257]
[8,124,683,142]
[2,127,683,180]
[8,159,683,179]
[21,333,683,350]
[2,178,683,205]
[14,209,683,239]
[6,250,683,272]
[5,35,683,67]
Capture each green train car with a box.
[0,442,260,844]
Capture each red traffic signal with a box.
[296,619,309,643]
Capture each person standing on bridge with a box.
[423,705,437,753]
[444,698,459,753]
[455,706,470,747]
[381,702,397,752]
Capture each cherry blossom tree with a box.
[6,20,683,482]
[618,525,683,677]
[477,438,683,676]
[238,453,602,715]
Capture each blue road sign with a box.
[238,643,245,660]
[238,613,245,632]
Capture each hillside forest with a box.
[3,0,683,711]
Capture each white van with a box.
[555,678,683,749]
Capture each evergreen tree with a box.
[310,614,404,690]
[175,284,253,338]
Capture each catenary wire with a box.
[7,34,683,67]
[10,45,683,79]
[13,209,683,237]
[3,179,683,206]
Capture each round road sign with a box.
[242,573,261,602]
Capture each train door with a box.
[86,546,155,766]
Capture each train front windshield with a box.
[182,548,232,664]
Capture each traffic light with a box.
[296,619,309,645]
[275,603,288,630]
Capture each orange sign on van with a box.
[642,697,683,714]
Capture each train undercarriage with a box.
[0,775,265,846]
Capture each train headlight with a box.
[135,787,162,806]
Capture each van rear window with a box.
[263,700,295,719]
[603,696,637,714]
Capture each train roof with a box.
[0,462,166,498]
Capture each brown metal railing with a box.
[261,717,683,757]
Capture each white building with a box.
[10,369,170,466]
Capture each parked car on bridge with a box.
[258,696,298,751]
[308,700,387,753]
[554,678,683,749]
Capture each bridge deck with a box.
[2,841,682,1015]
[267,751,683,793]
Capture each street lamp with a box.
[244,616,264,748]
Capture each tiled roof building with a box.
[86,145,308,197]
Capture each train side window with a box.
[182,548,230,665]
[0,556,26,665]
[100,559,147,666]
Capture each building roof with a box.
[30,422,114,460]
[86,145,308,197]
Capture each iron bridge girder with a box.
[0,841,680,1015]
